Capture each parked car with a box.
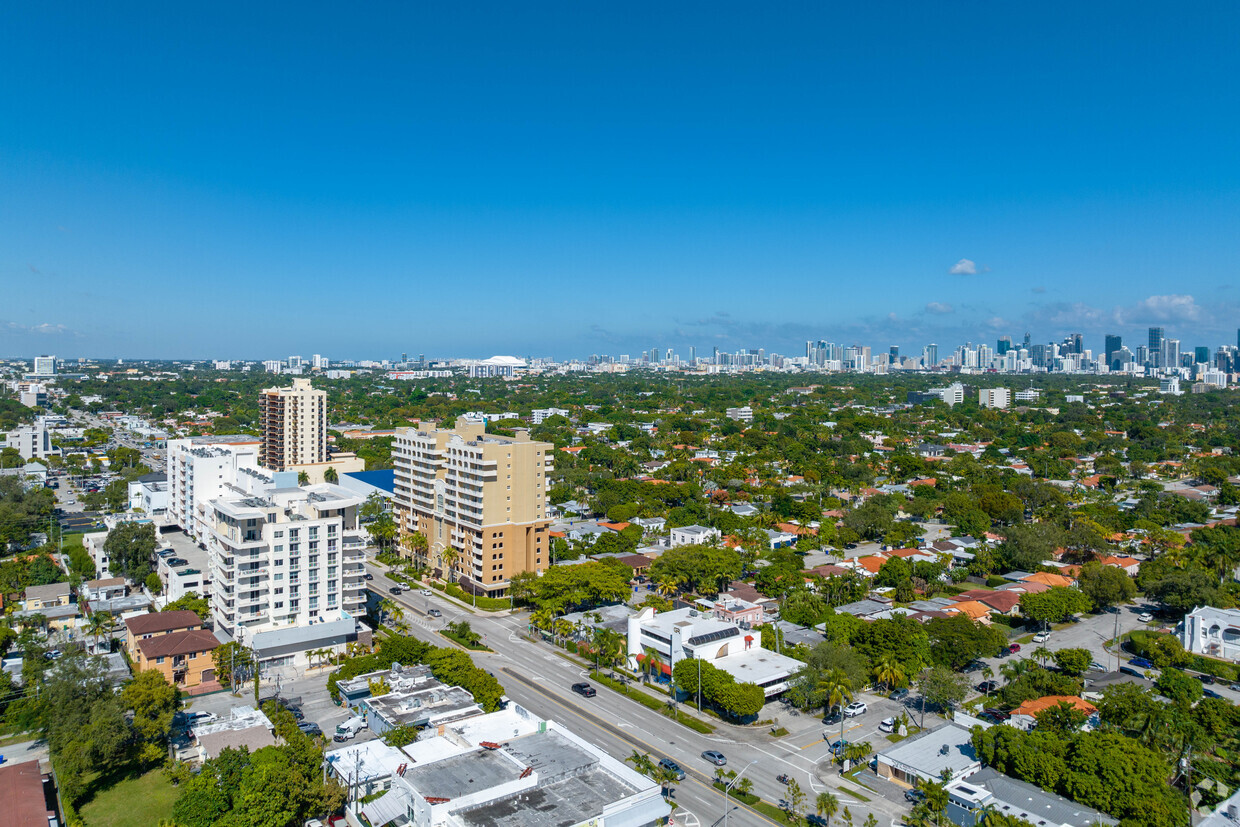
[1119,666,1147,679]
[1129,657,1154,669]
[363,573,373,580]
[388,585,403,594]
[701,750,727,766]
[658,758,685,780]
[905,789,925,804]
[879,717,896,733]
[1138,612,1154,623]
[1032,631,1051,643]
[889,688,910,702]
[843,702,868,717]
[976,681,999,694]
[571,682,596,698]
[298,722,323,737]
[1008,643,1021,654]
[982,707,1010,722]
[1197,674,1215,684]
[823,707,843,724]
[963,660,985,673]
[1230,683,1240,692]
[1203,688,1223,699]
[1089,661,1108,672]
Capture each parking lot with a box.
[183,668,366,745]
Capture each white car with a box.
[879,717,896,733]
[843,702,868,717]
[1032,631,1051,643]
[1138,612,1153,623]
[421,589,433,596]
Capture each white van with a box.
[333,716,365,742]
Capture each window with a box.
[309,527,318,539]
[274,573,283,581]
[156,656,165,664]
[274,530,284,538]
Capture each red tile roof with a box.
[137,628,220,659]
[125,610,203,636]
[0,760,50,827]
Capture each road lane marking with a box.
[501,668,784,827]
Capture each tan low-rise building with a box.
[124,609,204,660]
[135,628,219,688]
[24,582,71,611]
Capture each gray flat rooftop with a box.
[502,729,596,780]
[406,748,523,800]
[456,767,638,827]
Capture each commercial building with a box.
[725,405,754,422]
[874,723,980,786]
[32,355,55,376]
[626,606,803,697]
[945,768,1116,827]
[978,388,1011,409]
[327,704,670,827]
[259,377,327,471]
[127,472,169,518]
[4,419,52,460]
[1181,606,1240,662]
[391,416,553,597]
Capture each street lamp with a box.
[723,759,759,827]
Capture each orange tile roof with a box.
[855,556,887,574]
[598,521,631,532]
[909,477,937,487]
[947,600,991,621]
[1012,695,1096,717]
[1022,572,1075,588]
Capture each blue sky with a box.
[3,2,1239,360]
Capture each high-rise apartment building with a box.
[978,388,1012,409]
[392,416,553,596]
[259,378,327,471]
[1147,327,1165,367]
[205,481,367,643]
[166,435,262,539]
[1162,338,1180,371]
[996,336,1012,355]
[924,344,938,367]
[32,355,56,376]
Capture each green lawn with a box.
[79,768,178,827]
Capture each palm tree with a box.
[85,610,116,653]
[553,618,574,646]
[655,575,683,599]
[297,470,310,486]
[999,657,1033,682]
[323,466,339,484]
[817,668,853,744]
[440,545,459,579]
[401,530,428,565]
[873,654,905,692]
[980,664,995,696]
[1033,645,1051,667]
[378,598,402,628]
[626,750,656,779]
[816,791,840,827]
[530,609,555,635]
[642,647,665,684]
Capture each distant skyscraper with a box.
[1195,346,1210,364]
[1148,327,1164,367]
[1064,332,1083,354]
[889,345,899,364]
[688,346,696,364]
[924,344,938,367]
[1104,334,1122,367]
[32,355,55,376]
[996,336,1012,355]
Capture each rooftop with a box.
[125,609,203,636]
[877,722,979,781]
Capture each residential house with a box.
[124,609,204,660]
[24,582,71,611]
[669,524,721,547]
[135,628,220,688]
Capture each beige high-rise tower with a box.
[392,416,553,596]
[259,378,327,471]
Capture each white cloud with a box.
[985,316,1008,329]
[1115,294,1203,324]
[925,301,954,315]
[3,320,74,336]
[949,258,978,275]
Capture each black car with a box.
[364,573,373,580]
[905,789,925,804]
[1197,674,1215,685]
[982,707,1010,722]
[389,585,403,594]
[572,682,596,697]
[976,681,999,694]
[823,708,843,724]
[298,722,323,737]
[807,816,829,826]
[1203,688,1223,699]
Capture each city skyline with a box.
[4,3,1240,358]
